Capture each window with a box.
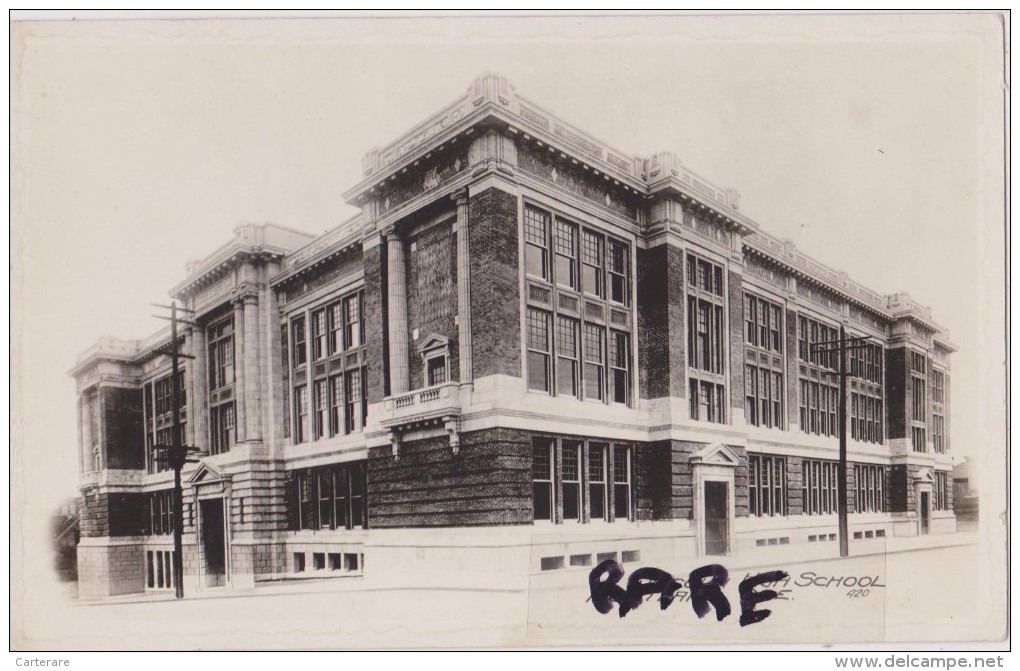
[851,392,883,444]
[932,414,945,454]
[294,462,368,531]
[532,437,633,524]
[527,309,552,392]
[294,385,308,444]
[524,206,550,280]
[292,316,307,367]
[749,455,786,517]
[143,370,186,473]
[932,369,945,403]
[555,317,579,397]
[933,471,949,511]
[746,365,783,428]
[289,289,367,443]
[588,443,608,521]
[426,355,448,386]
[689,379,725,423]
[802,459,839,515]
[581,231,604,298]
[687,253,727,424]
[613,446,632,521]
[523,204,632,405]
[148,490,174,535]
[910,353,927,452]
[798,316,838,369]
[583,324,605,401]
[554,219,578,289]
[743,293,783,352]
[608,239,629,305]
[609,331,629,405]
[313,380,328,441]
[210,402,235,455]
[311,310,327,361]
[207,315,236,454]
[854,464,885,513]
[345,369,364,433]
[343,293,362,350]
[532,440,554,523]
[562,441,582,522]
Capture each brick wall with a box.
[367,427,532,527]
[469,187,521,379]
[363,241,387,402]
[80,491,148,538]
[77,543,145,598]
[886,347,908,439]
[786,307,800,427]
[102,386,144,470]
[406,219,459,388]
[636,245,686,399]
[727,269,746,413]
[890,463,910,512]
[634,441,672,520]
[670,441,699,520]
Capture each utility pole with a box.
[151,301,202,598]
[811,324,872,558]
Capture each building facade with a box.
[71,74,957,598]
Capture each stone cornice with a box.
[171,223,314,299]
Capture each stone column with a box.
[385,227,409,395]
[453,189,473,390]
[190,325,209,451]
[232,297,247,443]
[242,291,262,443]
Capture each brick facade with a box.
[468,187,521,380]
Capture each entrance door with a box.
[704,481,729,555]
[200,499,226,587]
[919,491,930,535]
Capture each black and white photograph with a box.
[9,10,1010,657]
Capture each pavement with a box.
[71,530,979,605]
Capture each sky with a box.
[10,13,1007,577]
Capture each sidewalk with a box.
[74,530,976,606]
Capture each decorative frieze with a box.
[378,148,469,216]
[795,280,842,313]
[744,254,787,290]
[682,206,731,247]
[517,143,637,220]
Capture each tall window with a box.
[207,315,235,455]
[290,289,367,443]
[849,341,884,445]
[526,309,552,392]
[555,317,579,397]
[932,368,946,454]
[311,310,327,361]
[554,219,578,289]
[746,365,783,428]
[802,459,839,515]
[583,324,605,401]
[532,437,633,524]
[143,370,186,473]
[910,351,927,452]
[524,206,550,281]
[523,204,632,405]
[854,464,885,513]
[687,254,726,423]
[743,293,783,352]
[292,316,307,367]
[933,471,949,511]
[294,385,308,443]
[294,462,368,531]
[796,314,841,437]
[532,440,554,523]
[588,443,608,521]
[561,441,582,522]
[581,231,604,299]
[148,490,174,535]
[748,455,786,517]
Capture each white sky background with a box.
[10,12,1007,586]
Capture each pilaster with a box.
[453,189,473,391]
[385,227,410,395]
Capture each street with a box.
[14,542,1000,650]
